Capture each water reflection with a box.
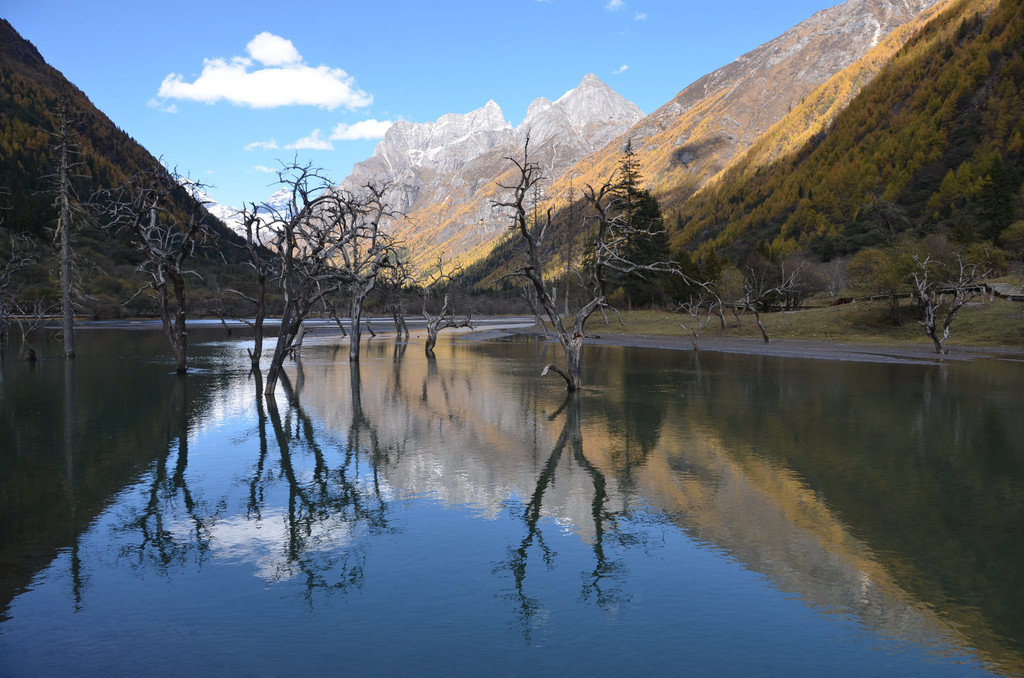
[495,392,630,640]
[2,328,1022,676]
[117,375,214,573]
[294,338,1024,672]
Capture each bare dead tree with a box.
[911,251,989,354]
[0,220,29,353]
[226,202,272,371]
[260,161,355,395]
[822,256,850,303]
[1,229,51,359]
[493,137,679,391]
[10,298,57,361]
[101,166,218,373]
[677,289,720,350]
[420,255,472,357]
[520,283,549,338]
[739,258,804,344]
[321,296,349,337]
[334,182,400,362]
[46,93,89,359]
[376,250,413,341]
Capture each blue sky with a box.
[5,0,839,209]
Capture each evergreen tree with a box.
[610,140,672,308]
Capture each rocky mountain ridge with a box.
[336,73,643,269]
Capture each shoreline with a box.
[68,317,1024,366]
[460,324,1024,365]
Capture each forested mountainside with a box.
[0,18,148,238]
[0,18,248,318]
[669,0,1023,261]
[525,0,946,223]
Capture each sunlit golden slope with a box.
[538,0,953,216]
[727,0,959,183]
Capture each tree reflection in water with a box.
[496,391,632,641]
[256,360,392,600]
[116,376,214,573]
[115,360,394,605]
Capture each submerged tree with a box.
[258,162,398,393]
[334,182,400,363]
[420,255,472,357]
[0,228,50,359]
[377,249,413,341]
[0,214,24,352]
[227,201,273,372]
[102,166,219,373]
[260,162,351,395]
[494,138,679,390]
[47,94,89,359]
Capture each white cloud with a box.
[605,0,625,10]
[155,32,373,111]
[286,129,333,150]
[613,64,629,74]
[634,11,647,20]
[252,165,275,173]
[244,139,280,151]
[330,119,394,141]
[147,98,177,114]
[246,32,301,66]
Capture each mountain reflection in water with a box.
[0,326,1021,677]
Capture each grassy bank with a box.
[596,297,1024,349]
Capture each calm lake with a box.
[1,322,1023,677]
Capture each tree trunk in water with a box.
[564,342,583,391]
[57,107,75,359]
[171,275,189,373]
[155,277,188,374]
[172,342,188,374]
[392,311,409,341]
[424,328,438,357]
[543,334,584,391]
[264,305,295,395]
[349,297,362,362]
[59,187,75,359]
[248,273,266,372]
